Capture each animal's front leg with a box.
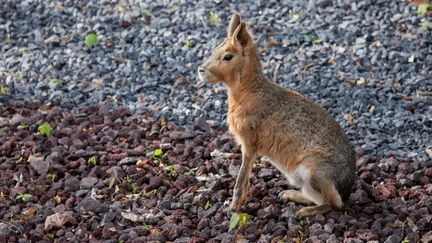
[228,147,257,211]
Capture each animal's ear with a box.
[232,22,252,48]
[227,13,241,37]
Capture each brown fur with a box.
[198,13,356,217]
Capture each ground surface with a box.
[0,104,431,243]
[0,0,432,242]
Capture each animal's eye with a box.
[223,54,234,61]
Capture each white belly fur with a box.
[263,156,309,188]
[263,156,325,205]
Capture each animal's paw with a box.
[294,207,315,218]
[295,205,332,217]
[278,190,296,202]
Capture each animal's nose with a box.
[198,67,205,73]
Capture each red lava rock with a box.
[404,102,416,112]
[425,167,432,177]
[349,188,371,204]
[344,238,364,243]
[211,232,232,242]
[147,228,166,242]
[77,197,108,213]
[58,137,73,146]
[169,129,196,140]
[101,225,116,239]
[65,159,79,170]
[28,154,50,176]
[72,138,86,149]
[173,175,197,190]
[0,223,10,240]
[359,171,375,184]
[202,203,220,219]
[324,223,334,233]
[147,176,162,190]
[374,182,397,201]
[355,229,379,241]
[399,162,415,174]
[0,140,15,156]
[356,155,371,168]
[325,234,339,243]
[421,231,432,243]
[162,223,186,241]
[1,104,431,242]
[194,116,210,132]
[80,176,99,189]
[392,204,408,216]
[64,177,80,192]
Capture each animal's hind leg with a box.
[295,204,333,217]
[295,178,343,217]
[278,190,314,205]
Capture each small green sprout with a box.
[47,173,57,183]
[16,193,32,201]
[292,13,300,20]
[16,155,26,164]
[187,167,199,175]
[0,131,6,137]
[163,164,177,177]
[38,122,53,137]
[15,71,24,78]
[420,21,429,31]
[143,8,152,17]
[125,176,135,184]
[48,78,62,86]
[312,38,322,45]
[417,3,431,16]
[47,233,55,240]
[229,212,250,231]
[62,35,70,42]
[143,224,150,230]
[146,149,164,162]
[18,124,29,129]
[159,125,167,134]
[85,33,99,48]
[0,87,8,95]
[87,156,97,166]
[204,200,211,210]
[252,162,262,169]
[18,48,25,56]
[53,195,61,204]
[299,217,311,226]
[184,37,191,49]
[131,183,138,194]
[298,230,305,241]
[303,35,322,45]
[402,236,409,243]
[163,165,174,171]
[143,189,156,197]
[209,11,218,26]
[278,235,288,243]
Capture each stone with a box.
[28,154,49,176]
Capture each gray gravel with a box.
[1,1,431,169]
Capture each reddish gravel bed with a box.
[0,103,431,242]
